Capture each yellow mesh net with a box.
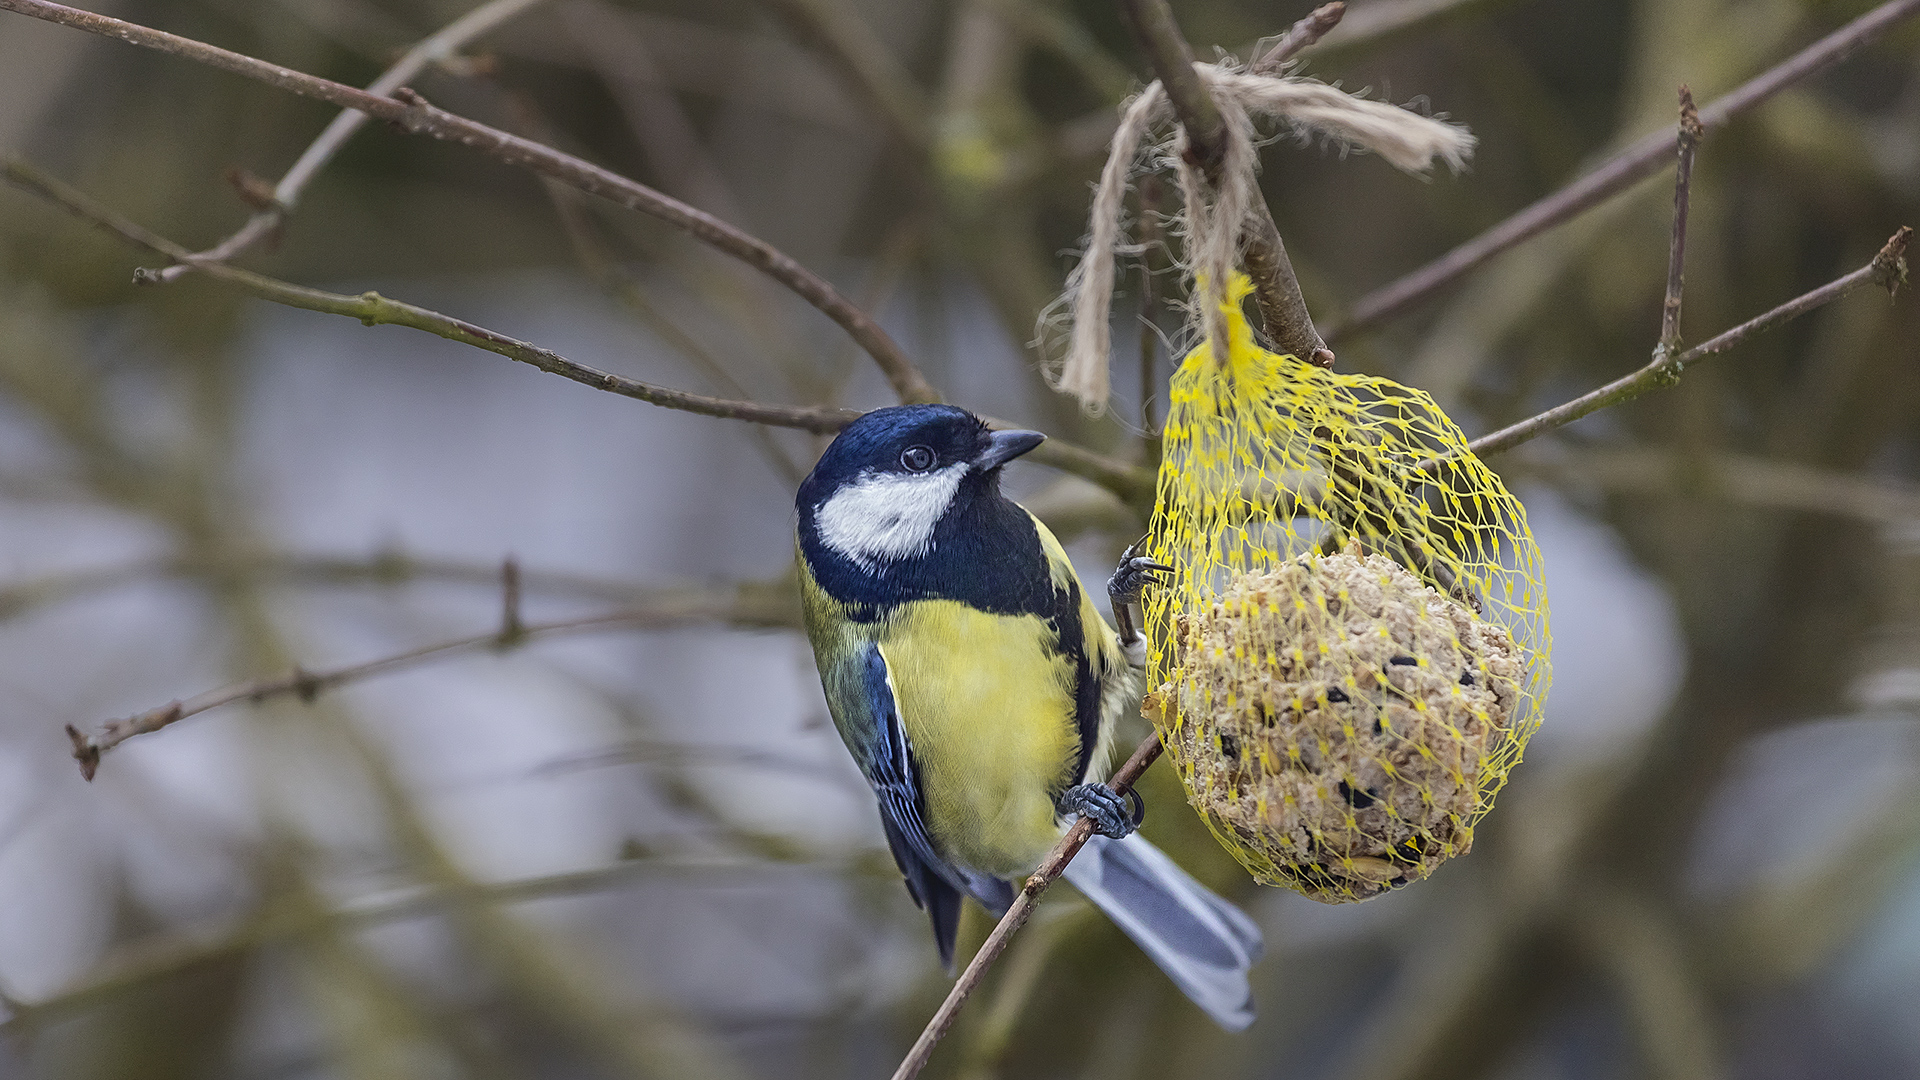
[1140,278,1551,903]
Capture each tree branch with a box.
[1469,226,1910,458]
[1658,86,1703,359]
[1251,2,1347,73]
[6,158,1154,506]
[151,0,552,284]
[4,156,862,433]
[1119,0,1334,366]
[1332,0,1920,340]
[890,733,1165,1080]
[0,0,941,406]
[63,579,800,780]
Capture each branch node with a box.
[391,86,434,133]
[66,724,100,782]
[1874,225,1912,295]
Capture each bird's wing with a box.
[858,644,1013,968]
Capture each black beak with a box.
[974,429,1046,471]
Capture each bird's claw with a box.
[1107,538,1174,609]
[1108,538,1172,660]
[1063,782,1145,840]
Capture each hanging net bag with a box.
[1051,61,1550,902]
[1139,278,1549,902]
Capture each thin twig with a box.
[150,0,552,283]
[1469,227,1910,458]
[1332,0,1920,339]
[1658,86,1703,358]
[0,0,941,406]
[890,733,1165,1080]
[63,580,799,779]
[1250,2,1347,73]
[1119,0,1334,366]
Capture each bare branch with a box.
[0,0,941,406]
[6,159,1154,506]
[1333,0,1920,339]
[64,579,800,779]
[151,0,552,283]
[4,156,861,433]
[1119,0,1334,366]
[1470,227,1910,458]
[1658,86,1703,357]
[890,733,1165,1080]
[1250,2,1346,73]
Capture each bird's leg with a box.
[1108,537,1173,668]
[1061,782,1146,840]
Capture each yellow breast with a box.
[879,600,1082,877]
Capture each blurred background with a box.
[0,0,1917,1077]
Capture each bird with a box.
[794,403,1263,1030]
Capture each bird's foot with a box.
[1107,539,1174,609]
[1108,539,1173,664]
[1063,782,1145,840]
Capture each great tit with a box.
[795,404,1262,1030]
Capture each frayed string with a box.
[1047,62,1475,415]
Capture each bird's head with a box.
[797,405,1045,572]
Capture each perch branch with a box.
[1333,0,1920,339]
[0,0,941,406]
[151,0,551,283]
[1120,0,1334,366]
[1470,226,1910,458]
[63,579,799,779]
[3,157,859,432]
[890,733,1166,1080]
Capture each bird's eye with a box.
[900,445,935,472]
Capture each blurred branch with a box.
[0,850,863,1039]
[1470,226,1910,458]
[1332,0,1920,339]
[0,0,942,407]
[1517,445,1920,526]
[0,548,762,624]
[986,0,1134,102]
[562,0,747,222]
[1300,0,1505,60]
[1120,0,1334,366]
[1575,885,1726,1080]
[63,578,800,780]
[150,0,552,284]
[764,0,931,154]
[891,734,1164,1080]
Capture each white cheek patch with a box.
[816,464,968,569]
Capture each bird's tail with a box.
[1062,832,1264,1031]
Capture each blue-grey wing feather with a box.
[855,646,1012,967]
